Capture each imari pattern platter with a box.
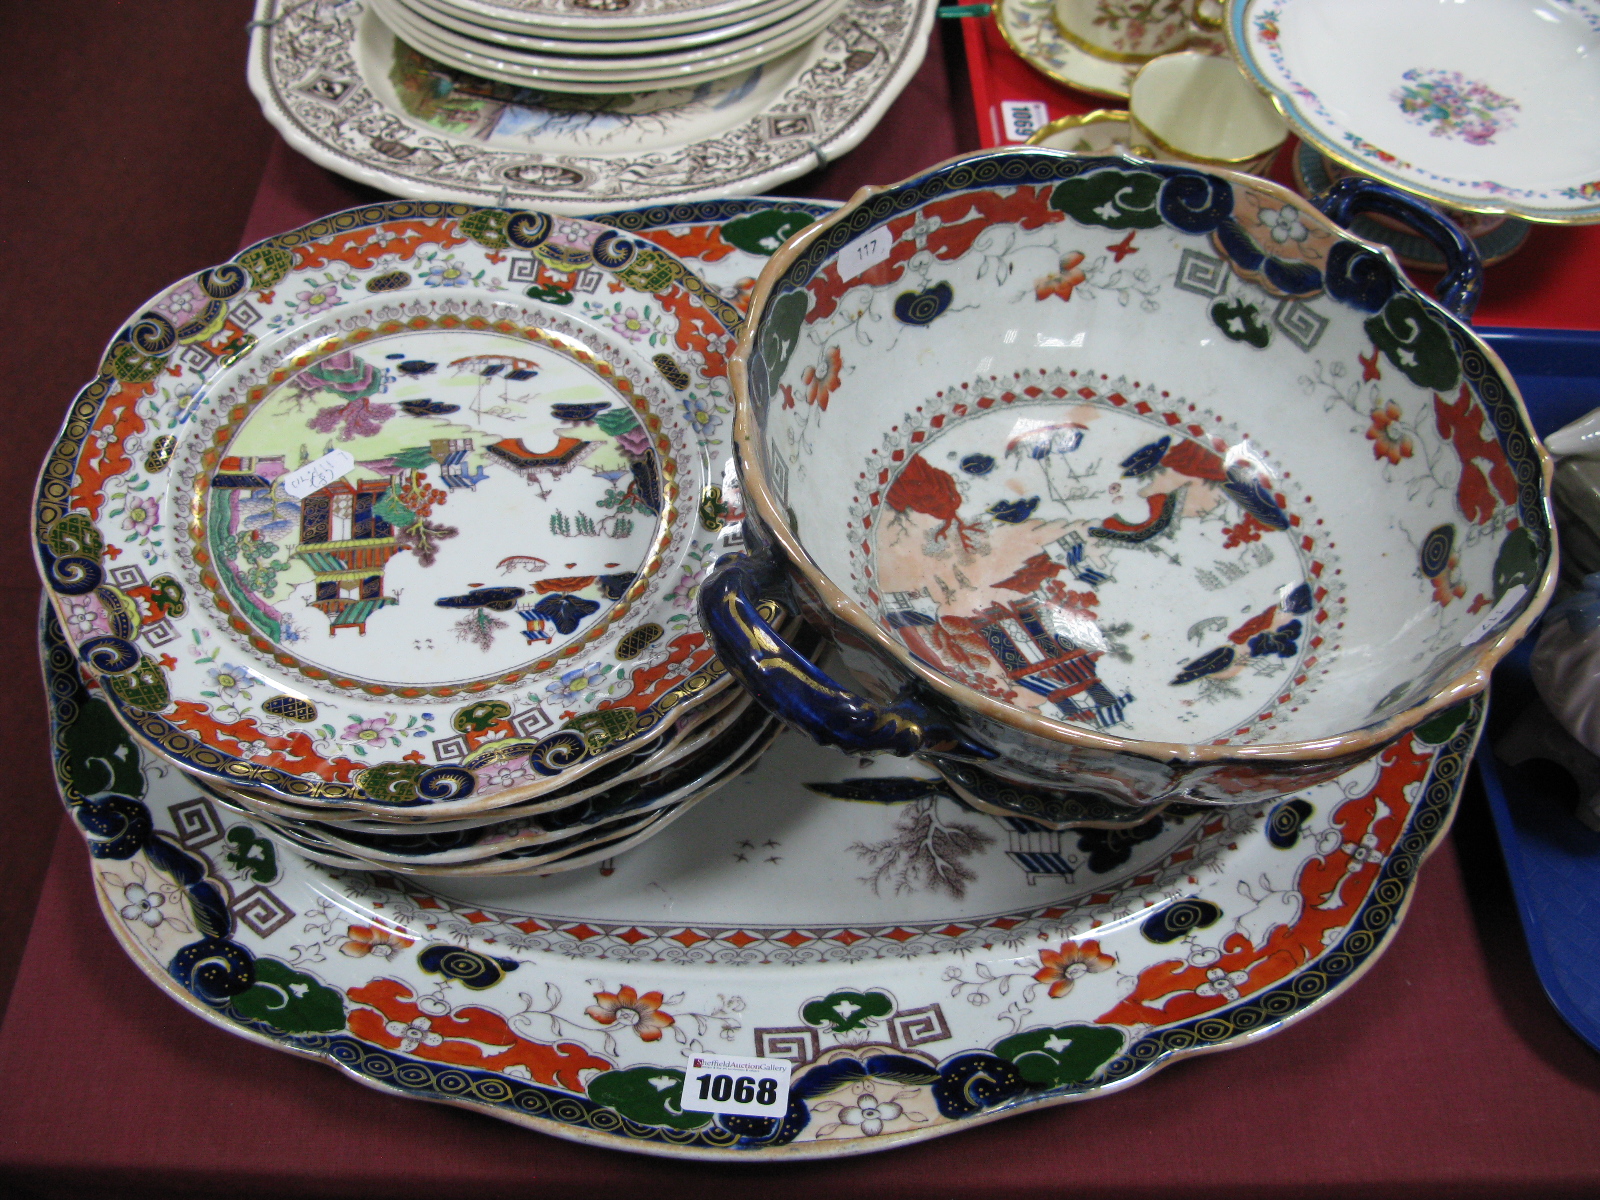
[246,0,934,213]
[1230,0,1600,222]
[47,599,1483,1158]
[33,200,766,816]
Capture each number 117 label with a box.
[680,1054,791,1118]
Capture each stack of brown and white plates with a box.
[368,0,851,93]
[33,195,835,876]
[247,0,936,213]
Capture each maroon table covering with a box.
[5,4,1600,1196]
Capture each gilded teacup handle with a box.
[1314,177,1483,320]
[1189,0,1224,33]
[697,540,995,761]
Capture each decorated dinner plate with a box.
[994,0,1139,101]
[431,0,795,38]
[246,0,935,213]
[219,697,780,867]
[205,671,758,829]
[1229,0,1600,223]
[369,0,848,92]
[405,0,812,54]
[33,199,766,818]
[47,597,1485,1158]
[593,196,838,314]
[230,706,784,875]
[204,679,751,829]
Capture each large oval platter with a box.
[246,0,935,214]
[34,200,759,816]
[44,600,1483,1159]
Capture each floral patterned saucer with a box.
[995,0,1139,100]
[47,596,1486,1158]
[34,200,762,817]
[246,0,934,213]
[1290,143,1531,271]
[1230,0,1600,222]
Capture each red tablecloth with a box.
[5,5,1600,1196]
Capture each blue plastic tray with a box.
[1475,326,1600,1054]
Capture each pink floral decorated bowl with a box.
[699,148,1556,810]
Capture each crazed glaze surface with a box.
[1231,0,1600,221]
[44,601,1482,1157]
[728,150,1552,803]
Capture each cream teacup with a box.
[1052,0,1221,63]
[1129,50,1289,175]
[1025,108,1146,155]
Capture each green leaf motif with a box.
[1049,169,1164,230]
[231,959,347,1034]
[758,288,810,399]
[1364,295,1461,391]
[722,209,816,257]
[224,825,280,884]
[587,1066,712,1130]
[1493,525,1541,600]
[524,283,573,305]
[802,989,894,1032]
[994,1023,1124,1087]
[1413,703,1470,746]
[62,698,146,798]
[1211,298,1271,349]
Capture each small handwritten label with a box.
[1459,583,1528,647]
[837,226,894,281]
[680,1054,792,1118]
[1001,100,1049,142]
[279,449,355,500]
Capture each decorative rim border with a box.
[245,0,937,215]
[31,198,751,812]
[44,596,1484,1159]
[733,147,1556,769]
[1227,0,1600,225]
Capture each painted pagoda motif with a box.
[294,478,401,636]
[196,325,672,690]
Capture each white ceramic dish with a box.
[33,201,754,817]
[1230,0,1600,223]
[434,0,791,37]
[247,0,934,213]
[709,148,1553,809]
[371,0,846,92]
[234,701,781,869]
[47,598,1486,1157]
[392,0,838,74]
[416,0,807,48]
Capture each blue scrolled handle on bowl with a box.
[701,176,1483,761]
[697,524,993,761]
[1313,176,1483,320]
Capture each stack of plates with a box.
[369,0,852,94]
[34,195,834,876]
[246,0,936,213]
